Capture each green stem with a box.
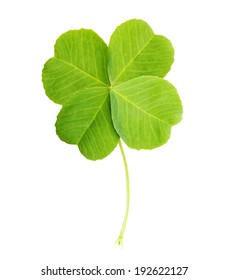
[116,140,130,248]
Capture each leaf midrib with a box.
[112,35,154,85]
[56,57,109,87]
[77,93,110,144]
[112,88,170,126]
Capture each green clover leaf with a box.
[42,29,119,160]
[42,19,183,246]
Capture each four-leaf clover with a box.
[42,19,183,246]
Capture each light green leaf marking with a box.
[56,87,119,160]
[42,29,109,105]
[111,76,183,149]
[108,19,174,85]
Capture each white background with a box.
[1,0,228,279]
